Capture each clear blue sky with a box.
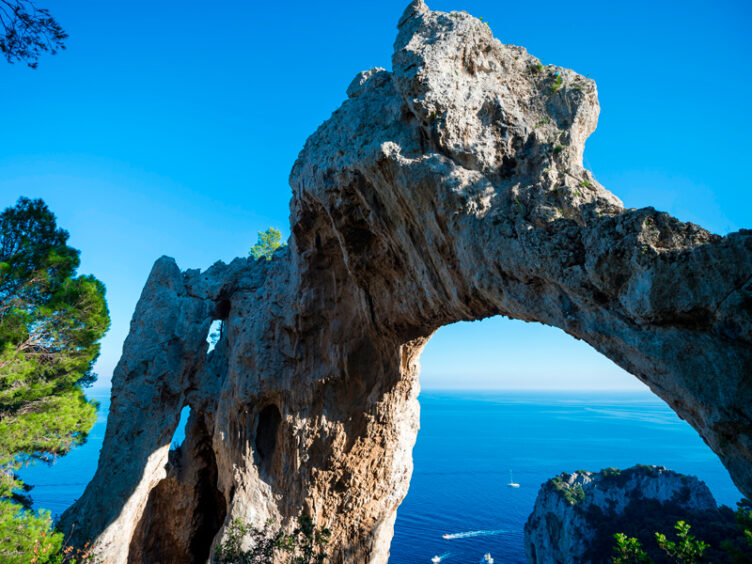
[1,0,750,390]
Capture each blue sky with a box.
[1,0,749,390]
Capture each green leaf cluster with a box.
[613,532,651,563]
[721,499,752,562]
[611,504,752,564]
[550,73,563,94]
[215,514,331,564]
[655,521,710,563]
[0,197,109,562]
[612,521,708,564]
[250,228,286,261]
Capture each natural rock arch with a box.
[62,1,751,562]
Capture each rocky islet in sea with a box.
[525,465,743,563]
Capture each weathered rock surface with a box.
[524,466,719,563]
[61,1,751,562]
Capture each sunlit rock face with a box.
[524,466,719,563]
[61,1,752,562]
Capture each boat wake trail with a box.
[441,529,506,540]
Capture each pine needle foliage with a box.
[250,228,286,261]
[0,0,67,68]
[0,197,109,562]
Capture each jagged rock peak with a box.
[397,0,429,28]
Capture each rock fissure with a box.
[61,2,750,562]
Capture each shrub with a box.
[550,475,586,505]
[250,228,286,261]
[215,514,331,564]
[550,73,563,94]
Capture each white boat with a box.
[442,533,451,539]
[507,470,520,488]
[481,553,494,563]
[431,557,441,564]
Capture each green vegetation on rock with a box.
[655,521,710,563]
[599,465,661,489]
[550,475,586,505]
[722,499,752,561]
[613,532,651,563]
[215,514,331,564]
[0,197,109,563]
[605,499,752,564]
[549,73,563,94]
[250,227,286,261]
[612,520,709,564]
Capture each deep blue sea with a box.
[19,389,743,564]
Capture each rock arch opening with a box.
[128,412,227,564]
[170,405,191,450]
[215,298,231,320]
[417,317,641,391]
[388,317,743,562]
[206,299,231,354]
[206,320,222,354]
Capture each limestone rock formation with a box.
[61,1,752,562]
[524,466,719,563]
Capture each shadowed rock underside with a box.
[61,1,751,562]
